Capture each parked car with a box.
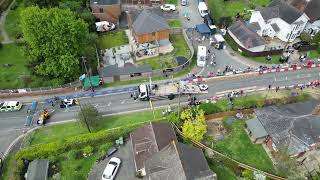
[0,101,22,112]
[181,0,187,6]
[102,157,121,180]
[106,146,118,157]
[293,41,310,49]
[95,21,115,32]
[160,4,176,11]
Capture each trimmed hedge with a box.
[15,124,138,161]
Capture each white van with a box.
[197,46,207,67]
[198,2,208,17]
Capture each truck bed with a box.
[152,82,208,96]
[153,84,179,96]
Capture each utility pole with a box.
[81,56,94,96]
[78,101,91,133]
[177,86,181,121]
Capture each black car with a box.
[292,41,310,49]
[203,14,215,30]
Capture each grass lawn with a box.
[165,0,177,5]
[306,50,320,59]
[0,153,16,180]
[27,110,164,146]
[0,44,29,89]
[4,7,23,40]
[98,31,128,49]
[251,55,282,64]
[136,34,189,70]
[208,0,271,21]
[214,120,275,173]
[168,19,182,28]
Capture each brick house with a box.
[90,0,121,23]
[128,10,170,44]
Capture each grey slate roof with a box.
[90,0,119,5]
[100,64,152,77]
[271,23,280,32]
[132,10,169,35]
[247,22,261,31]
[26,159,49,180]
[130,122,177,172]
[254,101,320,155]
[246,118,268,139]
[228,21,266,49]
[145,141,217,180]
[257,0,303,24]
[289,0,320,22]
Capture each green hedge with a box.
[15,125,138,161]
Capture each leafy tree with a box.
[23,0,59,8]
[20,7,89,82]
[242,170,254,180]
[77,104,101,132]
[300,32,312,43]
[182,107,207,142]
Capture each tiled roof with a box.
[132,10,169,35]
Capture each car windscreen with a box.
[109,161,118,166]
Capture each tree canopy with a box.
[77,103,101,132]
[21,7,89,82]
[182,107,207,142]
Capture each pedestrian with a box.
[268,84,271,90]
[51,101,55,107]
[276,86,279,92]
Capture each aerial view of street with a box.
[1,0,320,179]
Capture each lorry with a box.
[197,46,207,67]
[198,2,208,17]
[132,81,209,101]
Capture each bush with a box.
[83,146,94,154]
[300,32,312,43]
[199,103,223,115]
[67,150,78,160]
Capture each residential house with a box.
[90,0,121,23]
[128,10,170,44]
[145,141,217,180]
[245,118,269,144]
[130,122,216,179]
[228,20,266,52]
[130,122,177,176]
[249,0,309,42]
[25,159,49,180]
[287,0,320,35]
[254,101,320,157]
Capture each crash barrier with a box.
[172,124,287,180]
[258,63,320,75]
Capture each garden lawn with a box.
[28,110,164,146]
[207,158,237,180]
[168,19,182,28]
[136,34,189,70]
[215,120,275,173]
[0,44,29,89]
[251,55,282,64]
[307,50,320,59]
[4,7,23,40]
[165,0,177,5]
[98,31,128,49]
[208,0,271,21]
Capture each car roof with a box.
[4,101,18,107]
[103,163,116,176]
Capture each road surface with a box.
[1,68,320,153]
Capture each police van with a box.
[0,101,22,112]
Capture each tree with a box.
[182,107,207,142]
[275,147,304,179]
[300,32,312,43]
[77,104,101,132]
[20,7,89,83]
[23,0,59,8]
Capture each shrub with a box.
[300,32,312,43]
[199,102,223,115]
[83,146,94,154]
[67,150,78,160]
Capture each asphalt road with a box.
[1,68,320,153]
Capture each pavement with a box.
[1,68,320,154]
[88,140,140,180]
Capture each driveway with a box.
[178,0,203,28]
[88,140,141,180]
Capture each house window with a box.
[286,33,290,39]
[99,8,103,13]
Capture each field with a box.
[0,44,29,89]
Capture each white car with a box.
[95,21,116,32]
[102,157,121,180]
[60,99,78,108]
[160,4,176,11]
